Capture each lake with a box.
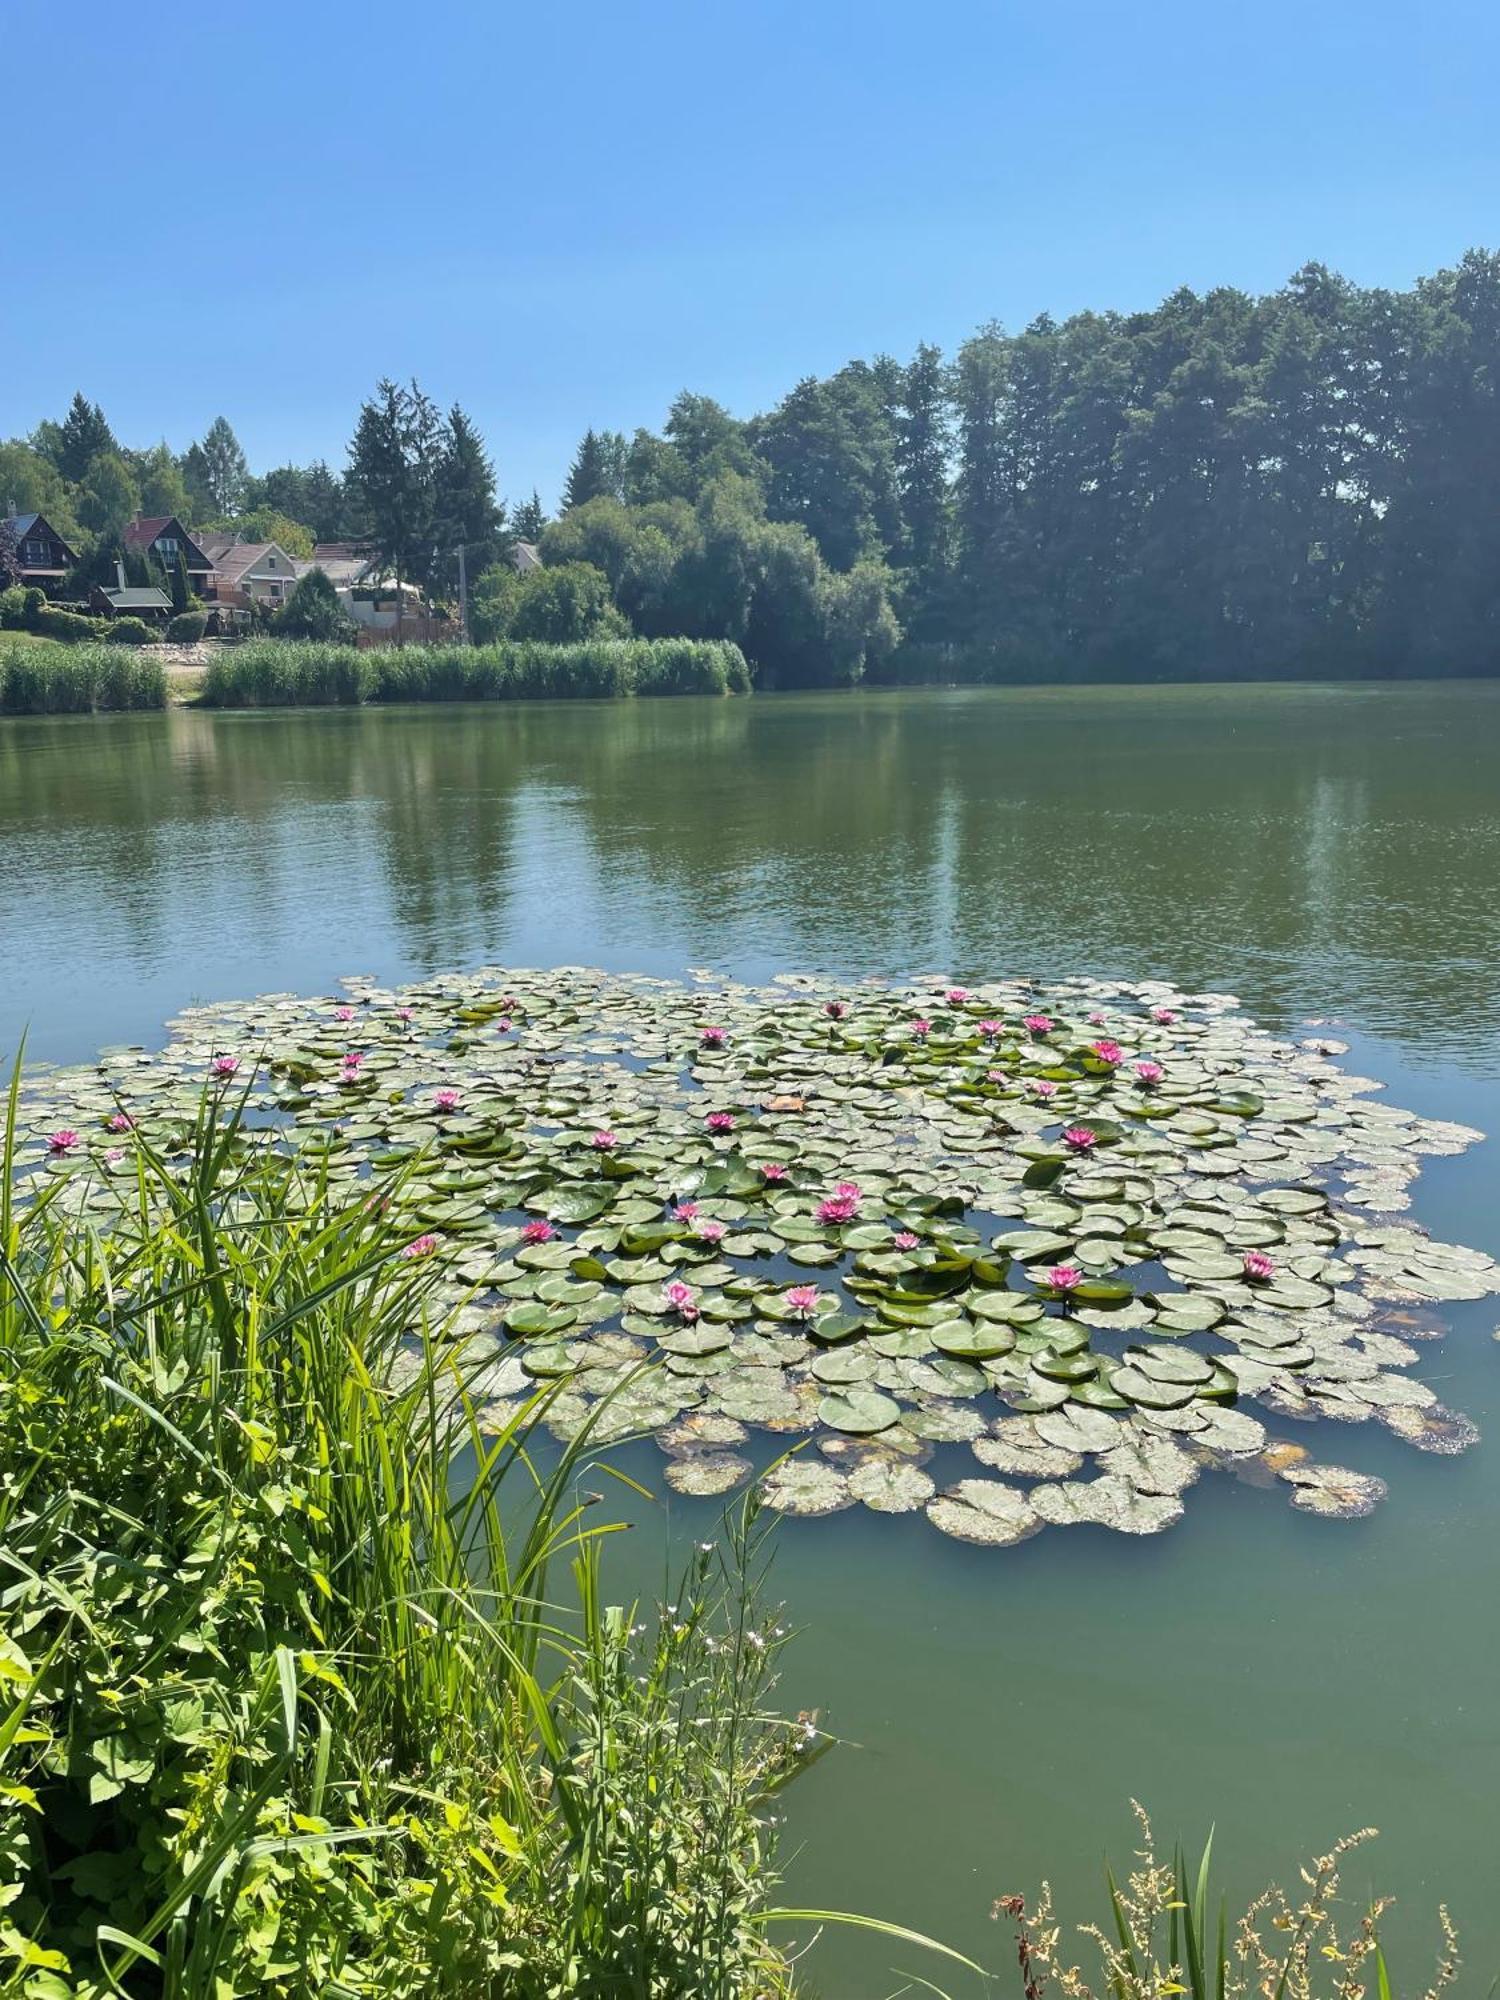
[3,681,1499,1994]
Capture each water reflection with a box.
[2,684,1498,1069]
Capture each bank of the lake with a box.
[3,681,1499,1994]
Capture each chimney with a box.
[116,559,127,592]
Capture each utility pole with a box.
[457,542,469,644]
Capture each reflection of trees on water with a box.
[1,688,1498,1066]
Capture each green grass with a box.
[199,638,752,708]
[0,641,167,715]
[0,1069,973,1998]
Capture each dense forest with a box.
[6,251,1499,681]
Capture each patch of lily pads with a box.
[17,966,1500,1545]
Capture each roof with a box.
[6,511,77,560]
[308,541,377,588]
[212,540,296,585]
[512,541,542,571]
[103,586,172,611]
[122,516,211,565]
[195,533,239,564]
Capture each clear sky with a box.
[6,0,1498,509]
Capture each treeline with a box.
[10,249,1500,681]
[550,251,1500,681]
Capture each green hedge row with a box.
[0,642,168,714]
[200,637,752,707]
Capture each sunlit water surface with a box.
[3,683,1498,1995]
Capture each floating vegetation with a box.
[15,966,1500,1546]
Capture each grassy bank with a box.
[200,637,752,707]
[0,641,167,714]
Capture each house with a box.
[198,538,299,608]
[511,541,542,572]
[122,516,216,595]
[5,512,77,592]
[89,562,173,622]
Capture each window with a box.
[157,537,178,559]
[23,540,47,564]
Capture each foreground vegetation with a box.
[997,1807,1460,2000]
[199,637,750,707]
[0,642,166,715]
[0,1076,980,1997]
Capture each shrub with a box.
[167,609,208,642]
[105,615,157,645]
[0,585,24,628]
[274,565,355,641]
[0,641,167,713]
[29,603,107,643]
[200,638,750,707]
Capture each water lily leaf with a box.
[848,1459,936,1513]
[758,1459,853,1516]
[818,1388,902,1435]
[926,1479,1042,1546]
[663,1452,754,1497]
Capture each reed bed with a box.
[0,642,167,714]
[199,638,751,708]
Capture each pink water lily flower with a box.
[590,1129,619,1150]
[1152,1007,1178,1026]
[784,1283,822,1320]
[945,987,971,1006]
[705,1110,736,1132]
[335,1005,355,1022]
[910,1018,932,1039]
[105,1147,125,1166]
[396,1006,415,1023]
[700,1025,727,1047]
[816,1194,860,1226]
[521,1219,557,1245]
[978,1019,1003,1039]
[1243,1250,1277,1282]
[496,1016,513,1033]
[1048,1263,1083,1293]
[402,1233,440,1260]
[695,1220,727,1244]
[432,1088,461,1111]
[1023,1014,1055,1037]
[47,1130,79,1155]
[673,1200,701,1221]
[824,1000,848,1019]
[1028,1079,1058,1100]
[1090,1040,1125,1066]
[1134,1060,1164,1087]
[760,1162,789,1182]
[211,1056,240,1079]
[893,1230,920,1250]
[107,1112,133,1133]
[1088,1010,1108,1026]
[1062,1125,1098,1153]
[663,1279,699,1321]
[342,1051,365,1069]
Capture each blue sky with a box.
[6,0,1498,509]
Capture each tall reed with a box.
[199,638,751,708]
[0,642,167,714]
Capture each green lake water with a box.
[3,682,1499,1994]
